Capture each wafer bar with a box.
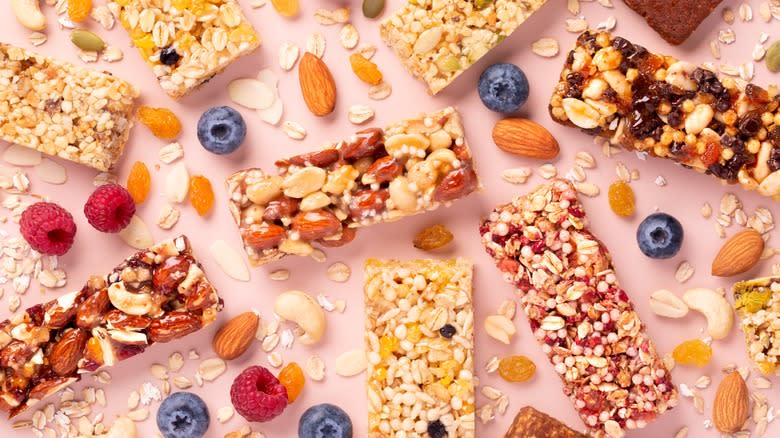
[504,406,587,438]
[733,276,780,376]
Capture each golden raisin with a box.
[68,0,92,22]
[413,224,453,251]
[189,175,214,216]
[608,180,635,217]
[498,355,536,383]
[137,106,182,140]
[349,54,383,85]
[278,362,305,403]
[672,339,713,367]
[379,335,399,360]
[126,161,151,204]
[270,0,300,17]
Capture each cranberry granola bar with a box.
[504,406,587,438]
[733,276,780,376]
[226,107,479,266]
[549,31,780,200]
[364,258,475,437]
[0,235,222,417]
[479,179,677,438]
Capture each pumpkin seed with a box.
[70,29,105,52]
[767,41,780,72]
[362,0,384,18]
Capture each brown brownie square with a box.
[623,0,722,45]
[504,407,588,438]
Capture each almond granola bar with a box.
[479,179,677,438]
[111,0,260,98]
[226,107,479,266]
[380,0,548,95]
[504,406,587,438]
[364,258,475,437]
[0,43,138,172]
[733,276,780,376]
[550,30,780,200]
[0,235,222,417]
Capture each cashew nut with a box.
[106,416,137,438]
[682,288,734,340]
[108,282,155,316]
[273,290,326,345]
[11,0,46,31]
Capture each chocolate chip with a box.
[159,46,180,66]
[427,420,447,438]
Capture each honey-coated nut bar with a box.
[504,406,587,438]
[733,276,780,376]
[111,0,260,98]
[380,0,548,95]
[550,30,780,200]
[0,43,138,172]
[364,258,475,437]
[0,236,222,417]
[226,107,479,266]
[479,179,677,438]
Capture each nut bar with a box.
[364,258,475,437]
[0,235,222,417]
[622,0,722,45]
[479,179,677,438]
[226,107,479,266]
[111,0,260,98]
[0,43,138,172]
[550,30,780,200]
[732,276,780,376]
[380,0,548,95]
[504,406,587,438]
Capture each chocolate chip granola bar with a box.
[733,276,780,376]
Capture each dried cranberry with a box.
[115,344,145,361]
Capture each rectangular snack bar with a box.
[479,179,677,438]
[380,0,548,94]
[504,406,587,438]
[549,30,780,200]
[622,0,722,45]
[226,107,479,266]
[733,276,780,376]
[0,43,138,172]
[364,258,475,437]
[111,0,260,98]
[0,235,222,417]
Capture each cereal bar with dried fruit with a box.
[732,276,780,376]
[380,0,548,95]
[0,235,222,417]
[479,179,677,438]
[0,43,138,172]
[504,406,587,438]
[550,30,780,200]
[226,107,479,266]
[364,258,475,437]
[110,0,260,98]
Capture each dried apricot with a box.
[413,224,453,251]
[271,0,300,17]
[127,161,151,204]
[189,175,214,216]
[672,339,712,367]
[68,0,92,22]
[137,106,182,140]
[278,362,305,403]
[498,355,536,383]
[608,180,635,217]
[349,54,383,85]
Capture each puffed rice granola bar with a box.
[380,0,548,94]
[0,43,138,172]
[364,258,475,437]
[733,276,780,376]
[479,179,677,438]
[111,0,260,98]
[0,235,222,417]
[226,107,479,266]
[550,30,780,200]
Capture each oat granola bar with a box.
[226,107,479,266]
[733,276,780,376]
[504,406,587,438]
[550,30,780,200]
[622,0,722,45]
[479,179,677,438]
[380,0,548,95]
[0,43,138,172]
[0,235,222,417]
[111,0,260,98]
[364,258,475,437]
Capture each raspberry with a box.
[20,202,77,256]
[230,366,288,422]
[83,184,136,233]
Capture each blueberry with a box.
[427,420,447,438]
[159,46,180,66]
[439,324,456,339]
[298,403,352,438]
[197,106,246,155]
[477,63,529,113]
[636,213,684,259]
[156,392,210,438]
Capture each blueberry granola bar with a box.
[550,31,780,200]
[733,276,780,376]
[479,179,677,438]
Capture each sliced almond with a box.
[334,349,367,376]
[278,42,300,71]
[3,144,42,166]
[649,289,689,318]
[228,78,274,110]
[209,240,250,281]
[118,215,154,249]
[34,158,67,184]
[484,314,516,344]
[165,162,189,203]
[257,69,283,126]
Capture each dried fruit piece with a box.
[137,106,182,140]
[498,355,536,383]
[672,339,713,367]
[189,175,215,216]
[278,362,305,404]
[608,180,635,217]
[349,54,383,85]
[68,0,92,22]
[412,224,453,251]
[127,161,151,204]
[271,0,300,17]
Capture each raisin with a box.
[159,46,181,66]
[672,339,712,367]
[349,54,383,85]
[270,0,300,17]
[427,420,447,438]
[68,0,92,22]
[137,106,182,140]
[607,181,635,217]
[700,142,722,167]
[768,147,780,172]
[564,72,584,99]
[278,362,305,404]
[439,324,456,339]
[498,355,536,383]
[189,175,214,216]
[126,161,151,204]
[412,224,453,251]
[737,111,762,138]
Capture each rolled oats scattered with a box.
[615,161,630,182]
[159,142,184,164]
[754,44,767,61]
[720,63,739,76]
[495,395,509,415]
[531,37,559,58]
[173,376,192,389]
[305,354,326,381]
[692,389,705,414]
[150,363,168,380]
[501,167,532,184]
[654,175,667,186]
[367,82,392,100]
[497,299,516,320]
[156,204,180,230]
[596,16,617,31]
[267,351,283,368]
[313,7,350,25]
[317,293,336,312]
[485,356,500,373]
[126,408,149,422]
[306,33,326,58]
[217,406,235,423]
[565,18,588,33]
[91,5,115,29]
[701,202,712,218]
[480,386,503,400]
[28,32,47,46]
[739,3,753,21]
[77,50,99,63]
[168,352,184,373]
[347,104,375,124]
[597,0,613,7]
[719,28,736,44]
[722,7,735,24]
[278,42,299,71]
[710,40,721,59]
[269,269,290,281]
[760,2,772,22]
[674,427,688,438]
[675,261,695,283]
[356,43,377,60]
[282,121,307,140]
[567,0,580,15]
[537,163,557,179]
[483,314,516,344]
[334,349,367,376]
[339,24,359,49]
[310,248,326,262]
[753,376,772,389]
[575,182,600,197]
[739,62,754,81]
[198,358,227,382]
[250,0,266,8]
[694,375,711,389]
[326,262,351,282]
[334,299,346,313]
[478,404,495,424]
[262,333,280,352]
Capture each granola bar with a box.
[226,107,479,266]
[622,0,722,45]
[504,406,587,438]
[549,30,780,200]
[0,43,138,172]
[0,235,222,417]
[364,258,475,437]
[111,0,260,98]
[380,0,548,95]
[733,276,780,376]
[479,179,677,438]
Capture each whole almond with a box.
[492,118,560,159]
[299,52,337,117]
[212,312,259,360]
[50,328,88,376]
[712,371,749,433]
[711,229,763,277]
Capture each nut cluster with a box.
[733,276,780,376]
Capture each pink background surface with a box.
[1,0,779,436]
